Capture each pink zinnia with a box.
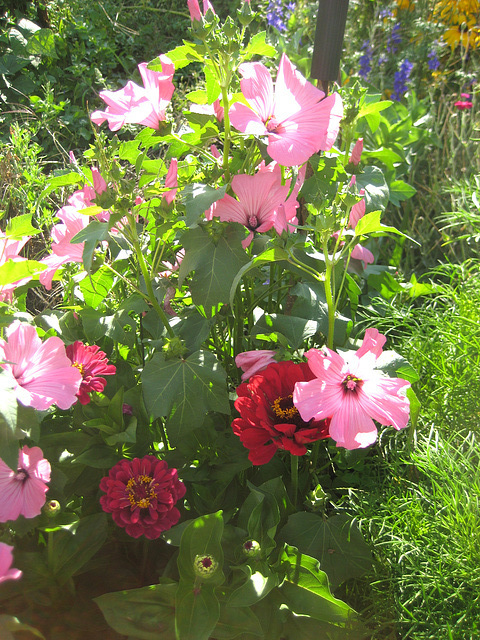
[99,456,186,539]
[235,349,276,381]
[229,54,343,167]
[293,329,411,450]
[0,446,51,522]
[91,57,175,131]
[0,322,81,411]
[209,165,300,247]
[0,543,22,584]
[66,341,116,405]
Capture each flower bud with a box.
[43,499,61,518]
[194,554,218,578]
[242,540,261,557]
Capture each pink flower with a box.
[236,349,276,381]
[209,165,300,247]
[65,341,116,405]
[454,100,473,110]
[349,195,366,228]
[0,231,31,303]
[0,446,51,522]
[99,456,186,539]
[189,98,224,122]
[91,57,175,131]
[163,159,178,204]
[230,54,343,166]
[350,243,374,268]
[187,0,215,21]
[293,329,411,449]
[349,138,363,165]
[39,206,89,289]
[0,321,81,411]
[0,543,22,584]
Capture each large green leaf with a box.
[182,184,227,227]
[356,166,389,212]
[279,514,372,590]
[355,210,406,237]
[71,220,110,273]
[212,604,264,638]
[94,580,177,640]
[0,615,45,640]
[278,545,355,622]
[253,313,321,349]
[179,224,248,314]
[50,513,108,585]
[141,351,229,445]
[6,213,41,239]
[242,31,276,59]
[0,370,19,470]
[79,266,115,308]
[0,259,46,286]
[227,564,279,607]
[175,582,219,640]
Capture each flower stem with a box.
[323,253,336,350]
[291,454,299,508]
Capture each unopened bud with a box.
[242,540,261,557]
[194,554,218,578]
[43,500,61,518]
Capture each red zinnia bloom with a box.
[99,456,186,539]
[232,361,330,465]
[66,341,116,405]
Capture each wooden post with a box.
[310,0,349,95]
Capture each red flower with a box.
[99,456,186,539]
[232,361,330,465]
[454,100,473,110]
[66,341,116,404]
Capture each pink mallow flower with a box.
[189,98,224,122]
[163,159,178,204]
[349,138,363,165]
[235,349,276,381]
[229,54,343,167]
[454,99,473,110]
[0,231,31,303]
[208,164,301,247]
[66,341,116,405]
[0,543,22,584]
[0,446,51,522]
[293,329,411,450]
[0,321,81,411]
[188,0,215,21]
[91,57,175,132]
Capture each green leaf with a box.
[358,99,393,118]
[71,220,109,273]
[0,615,45,640]
[253,313,321,349]
[355,210,405,237]
[376,350,420,383]
[182,184,226,227]
[406,387,421,430]
[0,259,45,286]
[179,225,248,315]
[279,514,372,590]
[237,483,280,553]
[43,170,82,196]
[212,605,264,638]
[0,370,19,470]
[94,580,177,640]
[356,166,389,212]
[205,64,221,104]
[141,351,229,445]
[50,513,108,585]
[71,444,120,468]
[177,511,225,584]
[6,213,40,239]
[79,266,115,308]
[228,565,279,607]
[278,545,355,622]
[175,582,219,640]
[243,31,276,59]
[389,179,417,206]
[229,246,289,309]
[155,43,202,70]
[25,28,56,57]
[367,270,404,298]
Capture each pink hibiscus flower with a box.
[91,57,175,132]
[229,54,343,167]
[66,341,116,405]
[0,230,31,303]
[0,543,22,584]
[235,349,276,381]
[293,329,411,450]
[187,0,215,21]
[0,446,51,522]
[209,164,301,247]
[0,321,81,411]
[349,138,363,165]
[163,159,178,204]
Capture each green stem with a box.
[220,83,232,182]
[291,455,299,508]
[323,247,336,350]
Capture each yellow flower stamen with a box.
[271,394,299,420]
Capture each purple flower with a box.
[391,59,413,101]
[266,0,295,33]
[359,41,373,80]
[428,50,440,71]
[387,24,401,54]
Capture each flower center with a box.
[342,374,363,392]
[15,469,28,482]
[248,214,259,230]
[72,361,85,376]
[271,394,299,421]
[126,474,158,509]
[265,115,279,132]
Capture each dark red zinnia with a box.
[66,341,116,404]
[231,361,330,465]
[99,456,186,539]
